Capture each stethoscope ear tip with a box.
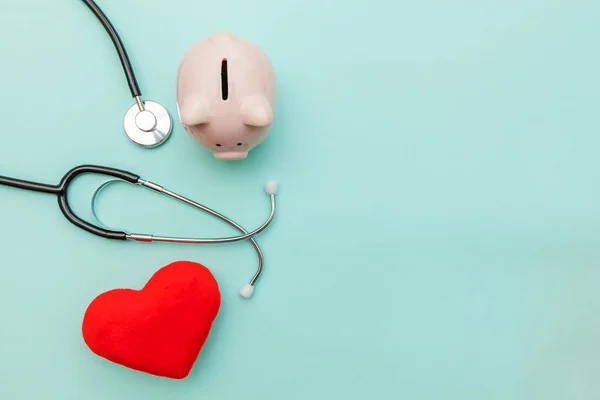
[240,284,255,299]
[265,181,278,195]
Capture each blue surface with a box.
[1,0,600,398]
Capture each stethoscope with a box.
[82,0,173,148]
[0,165,278,299]
[1,2,278,298]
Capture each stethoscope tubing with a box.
[80,0,141,99]
[0,165,277,291]
[0,165,276,244]
[0,165,139,240]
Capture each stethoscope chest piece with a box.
[124,100,172,148]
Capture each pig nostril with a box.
[237,143,242,146]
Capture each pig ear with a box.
[179,97,211,126]
[241,96,273,127]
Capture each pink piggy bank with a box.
[176,32,277,160]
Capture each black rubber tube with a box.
[56,165,139,240]
[80,0,142,98]
[0,175,60,194]
[0,165,140,240]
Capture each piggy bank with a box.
[176,32,276,160]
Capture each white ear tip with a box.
[240,284,255,299]
[265,181,278,195]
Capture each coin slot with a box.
[221,59,229,100]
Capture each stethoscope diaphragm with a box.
[123,100,172,148]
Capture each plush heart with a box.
[82,261,221,379]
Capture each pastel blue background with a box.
[1,0,599,398]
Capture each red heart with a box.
[82,261,221,379]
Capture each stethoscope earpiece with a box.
[240,284,255,299]
[265,181,278,195]
[237,181,278,299]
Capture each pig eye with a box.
[216,144,222,147]
[237,143,242,146]
[221,59,229,101]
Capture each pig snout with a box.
[210,141,250,160]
